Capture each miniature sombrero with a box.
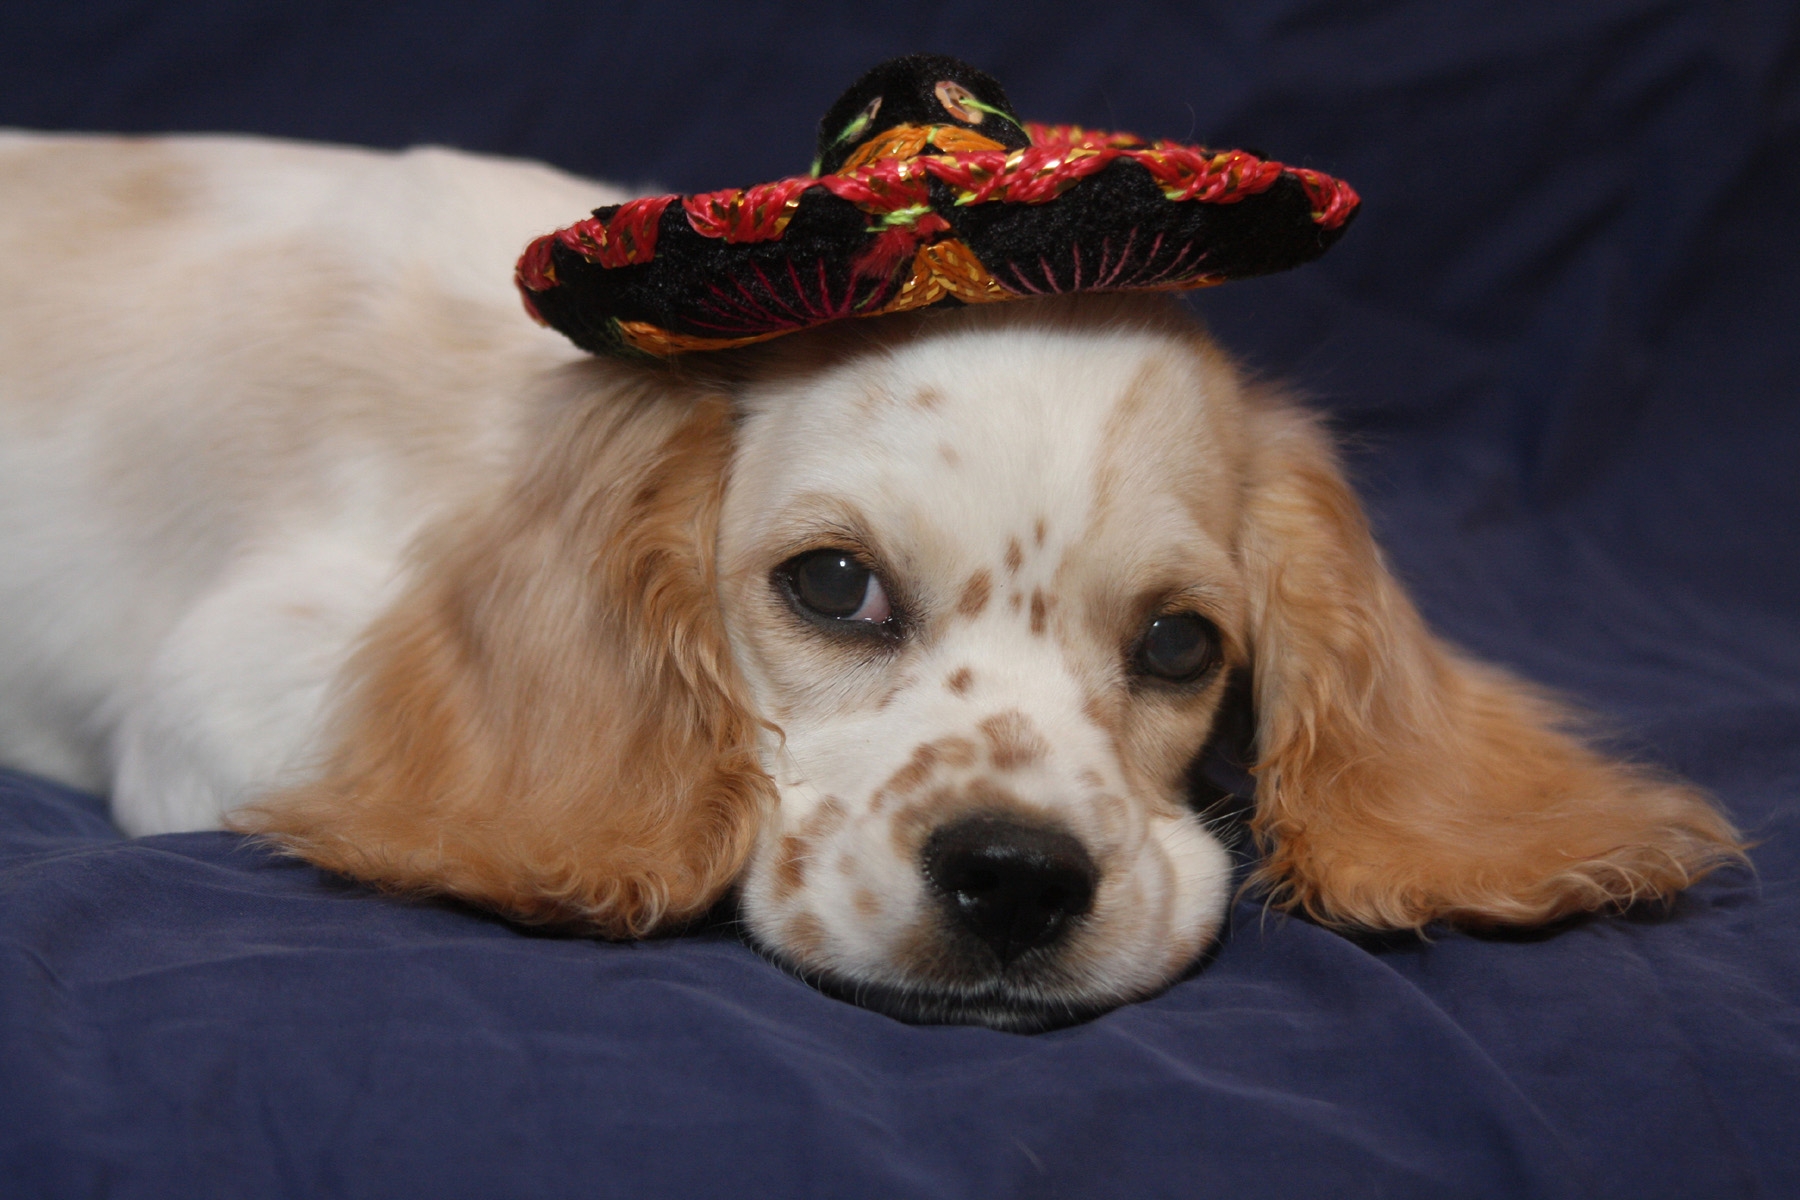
[517,54,1359,358]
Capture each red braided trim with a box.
[1127,145,1284,203]
[516,233,559,296]
[817,161,932,214]
[547,195,677,270]
[1034,123,1354,218]
[925,143,1114,205]
[628,142,1350,240]
[831,136,1315,213]
[1290,168,1360,230]
[1025,122,1149,150]
[684,178,813,243]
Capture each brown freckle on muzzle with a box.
[979,711,1048,770]
[956,569,992,618]
[1029,588,1051,635]
[1082,693,1118,736]
[1004,538,1024,575]
[771,833,809,900]
[1080,692,1132,771]
[882,734,980,798]
[803,796,847,840]
[886,744,942,798]
[784,913,827,961]
[946,667,973,695]
[889,780,1036,862]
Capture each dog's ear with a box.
[1237,403,1743,930]
[239,374,772,937]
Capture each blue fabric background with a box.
[1,3,1795,1197]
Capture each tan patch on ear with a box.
[630,479,664,512]
[957,569,993,618]
[946,667,974,695]
[979,711,1049,770]
[1239,406,1746,932]
[1004,539,1024,575]
[239,391,775,939]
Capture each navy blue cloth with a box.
[2,3,1796,1197]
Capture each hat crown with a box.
[813,54,1030,176]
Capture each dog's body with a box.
[0,132,618,822]
[0,132,1741,1029]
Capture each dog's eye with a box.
[781,549,893,625]
[1134,612,1220,684]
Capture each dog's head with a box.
[717,304,1245,1026]
[250,298,1740,1031]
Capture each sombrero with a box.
[517,54,1359,358]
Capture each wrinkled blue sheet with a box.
[2,2,1796,1197]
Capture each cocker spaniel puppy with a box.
[0,133,1741,1029]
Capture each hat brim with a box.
[517,123,1359,358]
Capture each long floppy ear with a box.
[239,373,772,937]
[1239,403,1743,930]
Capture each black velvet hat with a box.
[517,54,1359,357]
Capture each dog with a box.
[0,132,1743,1030]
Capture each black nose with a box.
[922,816,1097,966]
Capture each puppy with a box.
[0,132,1742,1030]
